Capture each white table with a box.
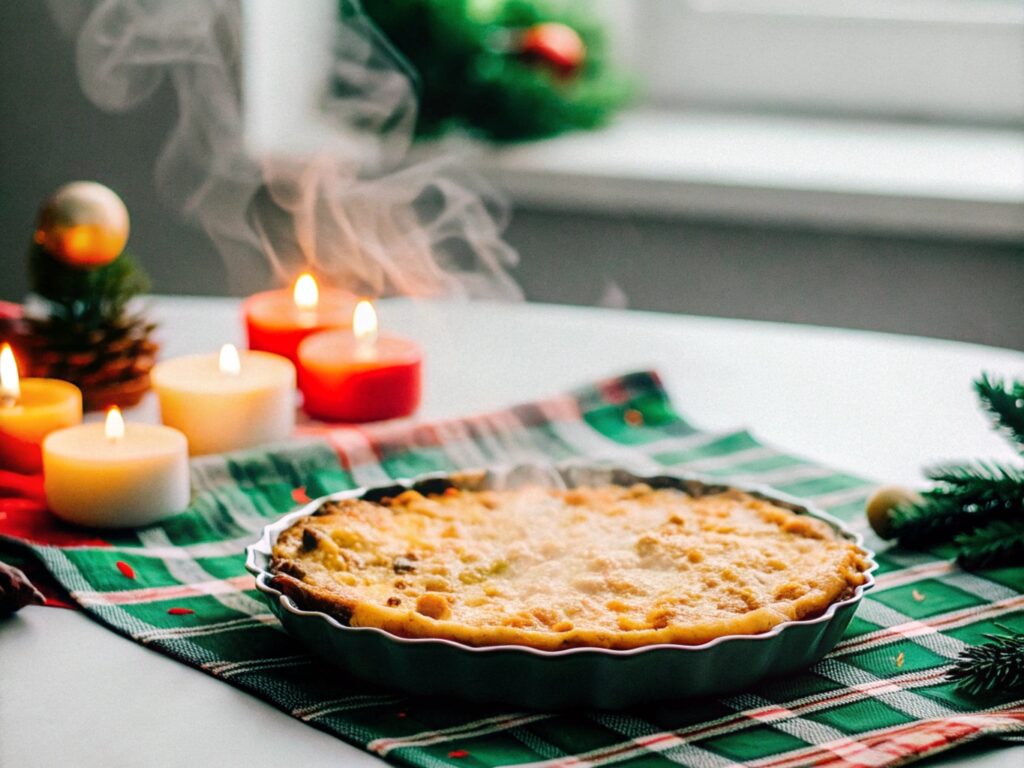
[3,296,1023,768]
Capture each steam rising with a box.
[47,0,522,299]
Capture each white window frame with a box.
[613,0,1024,124]
[242,0,340,157]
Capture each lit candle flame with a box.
[293,273,319,311]
[353,300,378,358]
[105,406,126,442]
[0,343,20,405]
[219,343,241,376]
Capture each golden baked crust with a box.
[270,484,870,651]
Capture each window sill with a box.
[461,110,1024,241]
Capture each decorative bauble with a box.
[34,181,130,269]
[865,485,923,540]
[519,22,586,75]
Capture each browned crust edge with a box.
[270,568,866,651]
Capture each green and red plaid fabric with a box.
[2,370,1023,767]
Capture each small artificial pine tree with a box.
[19,182,158,411]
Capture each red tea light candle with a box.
[297,300,421,422]
[0,343,83,473]
[243,272,356,364]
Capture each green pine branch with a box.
[889,461,1024,547]
[954,519,1024,571]
[975,374,1024,453]
[889,497,975,547]
[930,461,1024,488]
[947,628,1024,697]
[28,244,149,329]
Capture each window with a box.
[618,0,1024,124]
[241,0,1024,240]
[243,0,1024,151]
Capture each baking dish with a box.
[245,463,876,709]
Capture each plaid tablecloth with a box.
[2,370,1022,767]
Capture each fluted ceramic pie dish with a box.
[245,463,876,709]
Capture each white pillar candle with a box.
[151,345,296,456]
[43,408,190,528]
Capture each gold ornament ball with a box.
[34,181,130,269]
[865,485,923,540]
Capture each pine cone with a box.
[17,312,159,411]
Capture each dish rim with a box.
[245,462,878,659]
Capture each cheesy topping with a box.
[270,485,870,651]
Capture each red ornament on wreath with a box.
[34,181,130,269]
[518,22,586,75]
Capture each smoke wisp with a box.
[47,0,522,300]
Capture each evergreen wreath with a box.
[357,0,632,141]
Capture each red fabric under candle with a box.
[0,429,43,474]
[297,330,421,423]
[243,287,355,364]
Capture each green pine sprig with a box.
[888,375,1024,698]
[975,374,1024,453]
[954,519,1024,571]
[28,244,149,330]
[889,461,1024,549]
[886,374,1024,570]
[889,497,974,547]
[947,628,1024,697]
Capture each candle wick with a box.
[355,334,377,361]
[0,394,16,408]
